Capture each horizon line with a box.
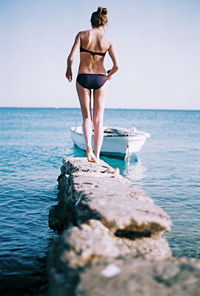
[0,106,200,112]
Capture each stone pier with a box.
[48,157,200,296]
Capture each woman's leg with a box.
[76,82,96,162]
[93,84,107,161]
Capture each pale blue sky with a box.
[0,0,200,109]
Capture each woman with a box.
[66,7,119,163]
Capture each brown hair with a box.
[90,7,108,28]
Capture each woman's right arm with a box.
[107,42,119,80]
[65,33,81,82]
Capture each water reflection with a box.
[72,144,86,158]
[124,160,147,182]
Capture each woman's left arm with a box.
[65,33,81,82]
[106,41,119,80]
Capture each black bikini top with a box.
[80,47,107,57]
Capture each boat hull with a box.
[70,127,150,159]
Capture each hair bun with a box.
[97,7,108,16]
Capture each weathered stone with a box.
[48,238,200,296]
[55,158,171,236]
[48,197,74,232]
[49,157,194,296]
[76,257,200,296]
[51,220,171,270]
[62,157,119,176]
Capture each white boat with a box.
[70,126,150,160]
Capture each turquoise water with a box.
[0,107,200,294]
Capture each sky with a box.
[0,0,200,109]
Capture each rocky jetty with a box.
[48,157,200,296]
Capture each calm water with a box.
[0,108,200,294]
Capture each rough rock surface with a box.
[49,219,171,277]
[50,157,171,235]
[76,257,200,296]
[47,158,199,296]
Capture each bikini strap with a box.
[80,47,106,57]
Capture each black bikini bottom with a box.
[77,73,107,90]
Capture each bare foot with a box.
[95,157,100,164]
[86,147,96,162]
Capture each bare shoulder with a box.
[98,32,112,50]
[76,30,90,43]
[105,35,114,49]
[78,29,90,37]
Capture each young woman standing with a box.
[66,7,119,162]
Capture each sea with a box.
[0,107,200,295]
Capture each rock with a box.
[71,173,171,234]
[48,157,179,296]
[49,220,171,270]
[76,257,200,296]
[48,197,73,232]
[48,237,200,296]
[53,158,171,236]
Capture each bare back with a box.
[78,29,111,75]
